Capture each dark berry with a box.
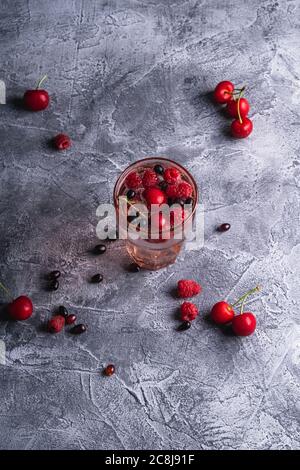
[50,280,59,291]
[70,324,87,334]
[58,305,68,318]
[94,244,106,255]
[126,189,136,200]
[185,197,193,205]
[49,270,61,280]
[159,181,168,191]
[91,273,103,283]
[129,263,140,272]
[66,314,76,325]
[174,198,185,206]
[167,197,175,206]
[104,364,115,376]
[154,164,164,175]
[218,223,231,232]
[177,321,191,331]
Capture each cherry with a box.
[232,312,256,336]
[23,75,49,111]
[66,314,76,325]
[143,188,167,206]
[227,98,250,118]
[53,134,71,150]
[104,364,115,376]
[210,301,234,324]
[231,117,253,138]
[8,296,33,321]
[213,81,234,104]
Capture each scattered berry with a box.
[143,187,167,206]
[71,324,87,334]
[53,133,71,150]
[104,364,115,376]
[8,296,33,321]
[23,75,49,111]
[58,305,68,318]
[164,168,181,184]
[91,273,103,283]
[93,244,106,255]
[232,312,256,336]
[210,301,235,324]
[50,280,59,291]
[231,117,253,138]
[49,270,61,280]
[154,164,164,175]
[218,223,231,232]
[126,189,136,200]
[66,314,77,325]
[128,263,141,272]
[180,302,199,321]
[226,98,250,119]
[177,279,201,298]
[213,81,234,104]
[142,169,158,188]
[48,315,65,333]
[177,321,191,331]
[125,172,142,189]
[175,182,193,199]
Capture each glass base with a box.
[126,239,183,270]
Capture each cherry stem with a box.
[0,281,13,300]
[232,285,260,311]
[237,86,245,124]
[36,74,48,90]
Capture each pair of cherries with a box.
[214,80,253,138]
[210,286,260,336]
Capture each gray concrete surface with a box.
[0,0,300,450]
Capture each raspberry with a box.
[47,315,65,333]
[177,279,201,298]
[165,185,178,199]
[125,172,142,189]
[164,167,181,184]
[142,169,158,188]
[53,133,71,150]
[180,302,199,321]
[175,181,193,199]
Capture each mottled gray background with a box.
[0,0,299,450]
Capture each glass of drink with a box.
[113,157,198,270]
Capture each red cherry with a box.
[231,117,253,138]
[8,296,33,321]
[213,81,234,104]
[226,98,250,118]
[143,188,167,206]
[53,133,71,150]
[23,75,49,111]
[210,301,234,324]
[232,312,256,336]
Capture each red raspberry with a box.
[180,302,199,321]
[164,167,181,184]
[47,315,65,333]
[126,172,142,189]
[165,185,178,199]
[142,169,158,188]
[53,133,71,150]
[175,181,193,199]
[178,279,201,298]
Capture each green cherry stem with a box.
[237,86,246,124]
[0,280,13,300]
[232,285,261,310]
[36,74,48,90]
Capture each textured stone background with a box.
[0,0,300,450]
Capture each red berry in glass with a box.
[231,117,253,138]
[232,312,256,336]
[213,81,234,104]
[226,98,250,118]
[23,75,50,111]
[210,301,234,324]
[143,187,167,206]
[164,167,181,184]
